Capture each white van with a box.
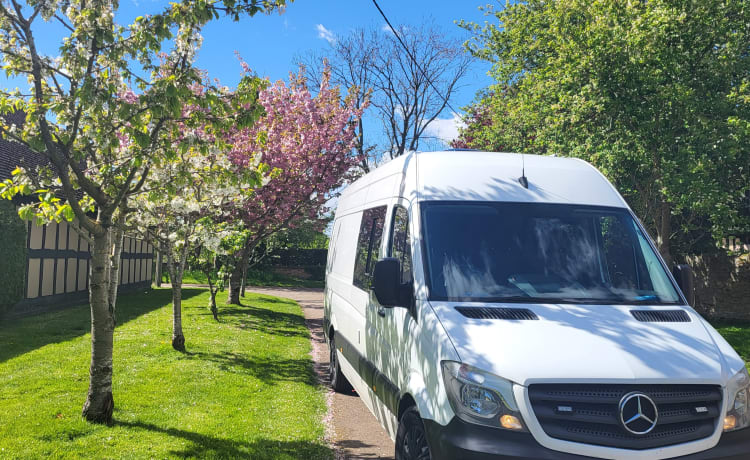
[324,151,749,460]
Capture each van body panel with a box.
[429,301,739,385]
[698,317,749,379]
[416,152,627,207]
[405,298,461,425]
[324,151,750,459]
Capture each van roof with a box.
[336,151,629,214]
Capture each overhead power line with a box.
[369,0,460,116]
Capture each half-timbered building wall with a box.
[21,219,153,311]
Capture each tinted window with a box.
[421,202,681,304]
[353,206,387,290]
[389,205,413,284]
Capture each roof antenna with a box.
[518,154,529,189]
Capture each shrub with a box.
[0,201,26,315]
[267,248,327,267]
[301,264,326,281]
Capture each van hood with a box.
[429,301,744,386]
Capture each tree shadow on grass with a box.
[0,288,203,364]
[116,420,333,459]
[198,301,310,339]
[183,298,319,386]
[242,294,299,305]
[184,351,318,387]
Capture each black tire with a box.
[329,335,353,393]
[395,406,431,460]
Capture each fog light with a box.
[724,415,737,431]
[500,414,523,430]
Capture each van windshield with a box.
[421,202,682,305]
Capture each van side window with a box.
[326,220,341,274]
[353,206,387,290]
[389,205,413,283]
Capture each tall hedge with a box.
[0,200,26,315]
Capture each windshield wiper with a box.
[620,298,682,305]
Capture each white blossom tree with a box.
[0,0,289,424]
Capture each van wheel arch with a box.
[398,393,417,421]
[395,398,431,460]
[328,328,352,393]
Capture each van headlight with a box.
[724,367,750,431]
[441,361,526,431]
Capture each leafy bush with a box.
[267,248,328,267]
[301,264,326,281]
[0,201,27,315]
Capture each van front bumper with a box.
[423,418,750,460]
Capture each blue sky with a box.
[7,0,497,147]
[195,0,496,147]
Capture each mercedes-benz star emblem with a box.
[619,392,659,435]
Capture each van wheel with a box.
[395,406,431,460]
[329,336,353,393]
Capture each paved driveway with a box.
[247,287,395,460]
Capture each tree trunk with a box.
[240,262,247,297]
[657,200,673,267]
[227,244,250,305]
[167,247,186,352]
[108,226,124,324]
[155,250,162,287]
[82,227,116,424]
[170,284,185,351]
[207,276,219,321]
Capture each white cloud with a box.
[316,24,336,44]
[381,23,394,34]
[423,112,466,144]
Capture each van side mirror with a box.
[373,258,402,307]
[673,264,695,306]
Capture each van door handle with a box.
[377,306,386,317]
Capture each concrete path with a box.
[246,287,395,460]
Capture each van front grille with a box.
[528,384,721,450]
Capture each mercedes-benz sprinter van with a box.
[324,151,749,459]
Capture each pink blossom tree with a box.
[225,67,365,304]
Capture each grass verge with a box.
[0,288,331,459]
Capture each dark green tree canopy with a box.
[458,0,750,261]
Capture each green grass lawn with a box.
[0,288,331,459]
[179,268,324,289]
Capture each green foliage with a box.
[0,200,26,316]
[459,0,750,259]
[0,288,331,459]
[0,0,287,233]
[274,219,330,250]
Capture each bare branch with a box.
[307,21,473,162]
[53,14,75,33]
